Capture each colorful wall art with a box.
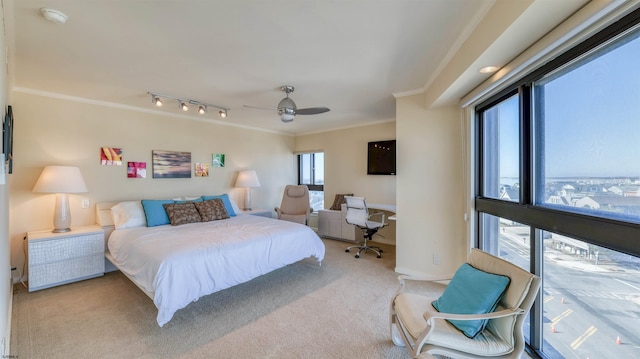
[195,163,209,177]
[152,150,191,178]
[101,147,123,165]
[127,162,147,178]
[212,153,225,167]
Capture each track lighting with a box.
[153,95,163,107]
[148,92,229,118]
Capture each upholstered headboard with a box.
[96,201,119,227]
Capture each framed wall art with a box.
[152,150,191,178]
[212,153,225,167]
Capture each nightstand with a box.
[27,224,105,292]
[243,209,274,218]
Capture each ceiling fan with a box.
[245,85,330,123]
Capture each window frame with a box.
[297,152,324,192]
[475,7,640,259]
[474,8,640,358]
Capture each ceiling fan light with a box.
[281,113,295,123]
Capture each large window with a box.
[298,152,324,212]
[476,9,640,359]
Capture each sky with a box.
[498,29,640,178]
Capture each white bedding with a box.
[107,214,325,326]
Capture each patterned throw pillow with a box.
[330,194,353,210]
[195,199,230,222]
[163,202,202,226]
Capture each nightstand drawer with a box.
[28,253,105,291]
[29,233,103,265]
[27,225,105,292]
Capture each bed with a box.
[96,198,325,327]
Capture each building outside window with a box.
[475,11,640,359]
[298,152,324,212]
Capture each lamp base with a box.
[52,228,71,233]
[53,193,72,234]
[243,187,252,211]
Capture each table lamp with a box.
[234,170,261,211]
[33,166,88,233]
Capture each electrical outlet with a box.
[82,198,90,208]
[11,268,19,283]
[433,253,441,265]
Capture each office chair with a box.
[344,196,386,258]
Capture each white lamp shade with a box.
[33,166,88,193]
[235,170,261,188]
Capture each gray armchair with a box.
[274,185,312,225]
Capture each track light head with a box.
[152,95,163,107]
[198,105,207,114]
[219,110,227,118]
[180,101,189,111]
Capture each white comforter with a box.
[107,214,325,326]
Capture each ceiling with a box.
[5,0,590,135]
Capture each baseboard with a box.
[4,277,12,357]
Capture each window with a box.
[481,94,521,202]
[298,152,324,212]
[475,9,640,359]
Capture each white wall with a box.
[9,91,295,279]
[294,121,396,205]
[294,121,397,239]
[395,94,466,276]
[0,4,10,356]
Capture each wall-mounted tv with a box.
[367,140,396,175]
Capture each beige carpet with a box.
[10,238,445,359]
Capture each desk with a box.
[367,203,396,220]
[317,203,396,244]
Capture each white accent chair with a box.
[344,196,386,258]
[390,248,542,359]
[274,185,312,225]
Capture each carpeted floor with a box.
[10,238,445,359]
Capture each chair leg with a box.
[345,228,383,258]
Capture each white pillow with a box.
[111,201,147,229]
[228,193,242,214]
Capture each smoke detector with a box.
[40,8,68,24]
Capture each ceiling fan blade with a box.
[295,107,330,115]
[243,105,273,111]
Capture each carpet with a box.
[11,238,440,359]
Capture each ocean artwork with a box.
[152,150,191,178]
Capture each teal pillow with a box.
[432,263,510,338]
[175,198,204,203]
[201,194,236,216]
[141,199,175,227]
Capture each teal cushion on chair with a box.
[432,263,510,338]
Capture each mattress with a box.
[107,214,325,326]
